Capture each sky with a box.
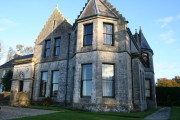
[0,0,180,81]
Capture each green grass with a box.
[11,106,160,120]
[170,106,180,120]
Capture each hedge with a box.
[156,87,180,106]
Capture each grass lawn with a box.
[11,106,160,120]
[170,106,180,120]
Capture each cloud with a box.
[158,14,180,28]
[160,30,177,44]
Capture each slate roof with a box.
[0,54,33,68]
[77,0,125,20]
[140,32,152,50]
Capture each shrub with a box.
[41,97,53,106]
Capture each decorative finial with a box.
[139,26,142,33]
[56,4,58,9]
[135,29,137,34]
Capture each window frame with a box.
[44,40,51,58]
[83,23,93,46]
[81,63,92,98]
[102,63,115,98]
[54,37,61,56]
[145,79,152,99]
[103,23,114,46]
[51,70,59,97]
[39,71,48,97]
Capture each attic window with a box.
[84,24,93,46]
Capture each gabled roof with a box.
[0,54,33,68]
[77,0,125,20]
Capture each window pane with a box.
[84,35,92,46]
[82,64,92,97]
[102,64,114,80]
[46,41,51,48]
[104,24,113,34]
[53,71,59,83]
[82,64,92,80]
[104,34,112,45]
[55,39,60,47]
[45,49,50,57]
[85,24,93,35]
[102,64,114,97]
[55,47,60,56]
[146,90,150,97]
[103,80,114,96]
[52,84,58,97]
[145,79,151,98]
[146,80,150,89]
[82,81,92,96]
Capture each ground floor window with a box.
[146,79,151,98]
[102,64,115,97]
[81,64,92,97]
[19,80,23,92]
[39,72,48,97]
[51,71,59,97]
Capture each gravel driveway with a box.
[0,106,58,120]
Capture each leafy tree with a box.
[157,78,180,87]
[1,70,13,91]
[7,47,15,61]
[16,44,33,55]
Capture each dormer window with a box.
[54,38,61,56]
[84,24,93,46]
[44,40,51,58]
[142,52,150,67]
[103,23,113,46]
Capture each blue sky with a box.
[0,0,180,81]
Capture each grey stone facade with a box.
[0,0,156,112]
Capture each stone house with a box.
[0,0,156,112]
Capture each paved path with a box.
[145,107,171,120]
[0,106,58,120]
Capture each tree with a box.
[16,44,33,55]
[7,47,15,61]
[157,78,180,87]
[1,70,13,91]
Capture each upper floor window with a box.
[145,79,151,98]
[39,72,48,97]
[103,23,113,45]
[44,40,51,58]
[54,38,61,56]
[82,64,92,97]
[142,53,149,67]
[84,24,93,46]
[102,64,115,97]
[51,71,59,97]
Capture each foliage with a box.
[156,87,180,106]
[41,97,53,106]
[7,47,15,61]
[170,106,180,120]
[13,105,160,120]
[156,78,180,87]
[16,44,34,55]
[1,70,13,91]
